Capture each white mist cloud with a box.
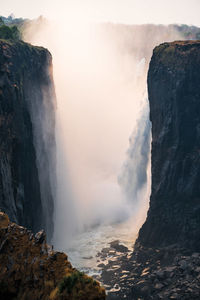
[23,18,186,249]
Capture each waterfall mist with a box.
[23,19,184,250]
[118,98,151,206]
[23,53,56,240]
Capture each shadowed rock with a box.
[138,41,200,251]
[0,39,56,240]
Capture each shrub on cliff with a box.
[0,24,20,40]
[59,271,85,294]
[57,271,101,299]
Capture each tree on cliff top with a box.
[0,24,21,40]
[0,17,4,26]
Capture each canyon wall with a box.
[138,41,200,251]
[0,40,56,239]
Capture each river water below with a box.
[64,217,137,277]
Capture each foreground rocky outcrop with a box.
[0,212,105,300]
[0,39,56,239]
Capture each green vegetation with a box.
[58,271,98,295]
[0,25,20,40]
[0,17,21,40]
[58,271,85,294]
[0,17,4,26]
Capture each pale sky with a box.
[1,0,200,26]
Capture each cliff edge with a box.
[101,41,200,300]
[0,39,56,239]
[137,41,200,251]
[0,212,105,300]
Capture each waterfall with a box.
[118,98,151,206]
[24,59,57,240]
[23,21,184,249]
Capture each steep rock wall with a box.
[0,40,56,239]
[137,41,200,251]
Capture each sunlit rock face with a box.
[0,212,105,300]
[138,41,200,251]
[0,40,56,239]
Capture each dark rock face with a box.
[99,243,200,300]
[0,40,56,239]
[96,41,200,300]
[138,41,200,251]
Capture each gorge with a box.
[0,16,200,300]
[24,22,197,262]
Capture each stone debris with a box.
[109,241,129,253]
[35,229,46,244]
[96,243,200,299]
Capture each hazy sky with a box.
[1,0,200,26]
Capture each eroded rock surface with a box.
[99,41,200,299]
[0,39,56,239]
[138,41,200,251]
[0,212,105,300]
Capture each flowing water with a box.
[65,220,136,275]
[24,21,183,274]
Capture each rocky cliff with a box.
[0,40,56,239]
[0,212,105,300]
[100,41,200,300]
[137,41,200,251]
